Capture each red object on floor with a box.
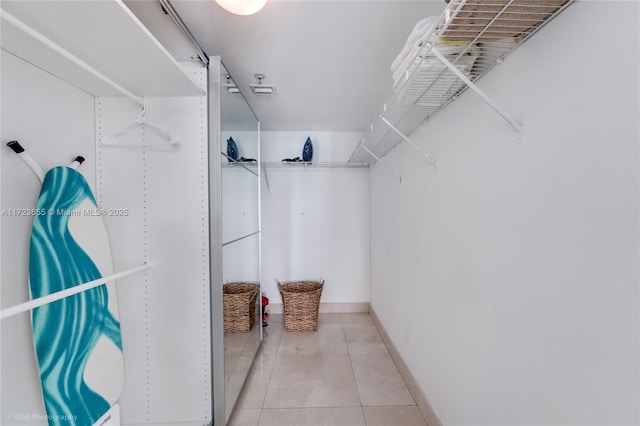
[262,295,269,323]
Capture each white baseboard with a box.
[369,306,442,426]
[268,302,369,315]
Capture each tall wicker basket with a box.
[223,282,259,333]
[277,280,324,332]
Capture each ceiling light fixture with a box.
[214,0,267,16]
[249,73,276,96]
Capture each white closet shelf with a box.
[349,0,574,165]
[0,0,204,100]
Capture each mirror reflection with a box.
[220,63,261,423]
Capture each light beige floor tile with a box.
[261,316,284,355]
[241,330,262,357]
[227,355,266,412]
[230,355,257,381]
[226,370,247,414]
[226,354,240,383]
[263,354,360,408]
[235,354,277,409]
[231,313,425,424]
[362,406,427,425]
[265,314,284,331]
[343,324,388,354]
[351,354,414,406]
[225,332,251,356]
[340,313,373,324]
[278,324,348,355]
[258,407,365,426]
[228,408,262,426]
[318,313,342,324]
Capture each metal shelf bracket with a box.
[379,115,437,168]
[430,46,523,135]
[262,164,270,192]
[359,142,402,183]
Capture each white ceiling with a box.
[162,0,446,131]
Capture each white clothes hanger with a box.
[101,101,180,148]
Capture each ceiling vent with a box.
[249,74,276,95]
[222,74,240,95]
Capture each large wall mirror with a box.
[219,62,261,423]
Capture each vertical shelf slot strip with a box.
[0,262,153,320]
[0,10,145,107]
[379,116,436,166]
[430,46,522,133]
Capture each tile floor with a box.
[228,313,428,426]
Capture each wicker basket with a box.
[278,280,324,332]
[223,282,259,333]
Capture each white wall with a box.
[369,2,639,425]
[1,51,97,425]
[261,131,370,310]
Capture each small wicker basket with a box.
[277,280,324,332]
[223,282,259,333]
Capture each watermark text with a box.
[2,208,129,217]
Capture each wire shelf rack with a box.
[349,0,574,167]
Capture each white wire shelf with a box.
[222,161,258,167]
[262,161,369,169]
[349,0,574,166]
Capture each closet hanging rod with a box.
[0,262,152,320]
[0,10,144,107]
[102,103,181,147]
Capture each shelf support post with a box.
[379,116,436,167]
[430,46,523,134]
[359,143,402,183]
